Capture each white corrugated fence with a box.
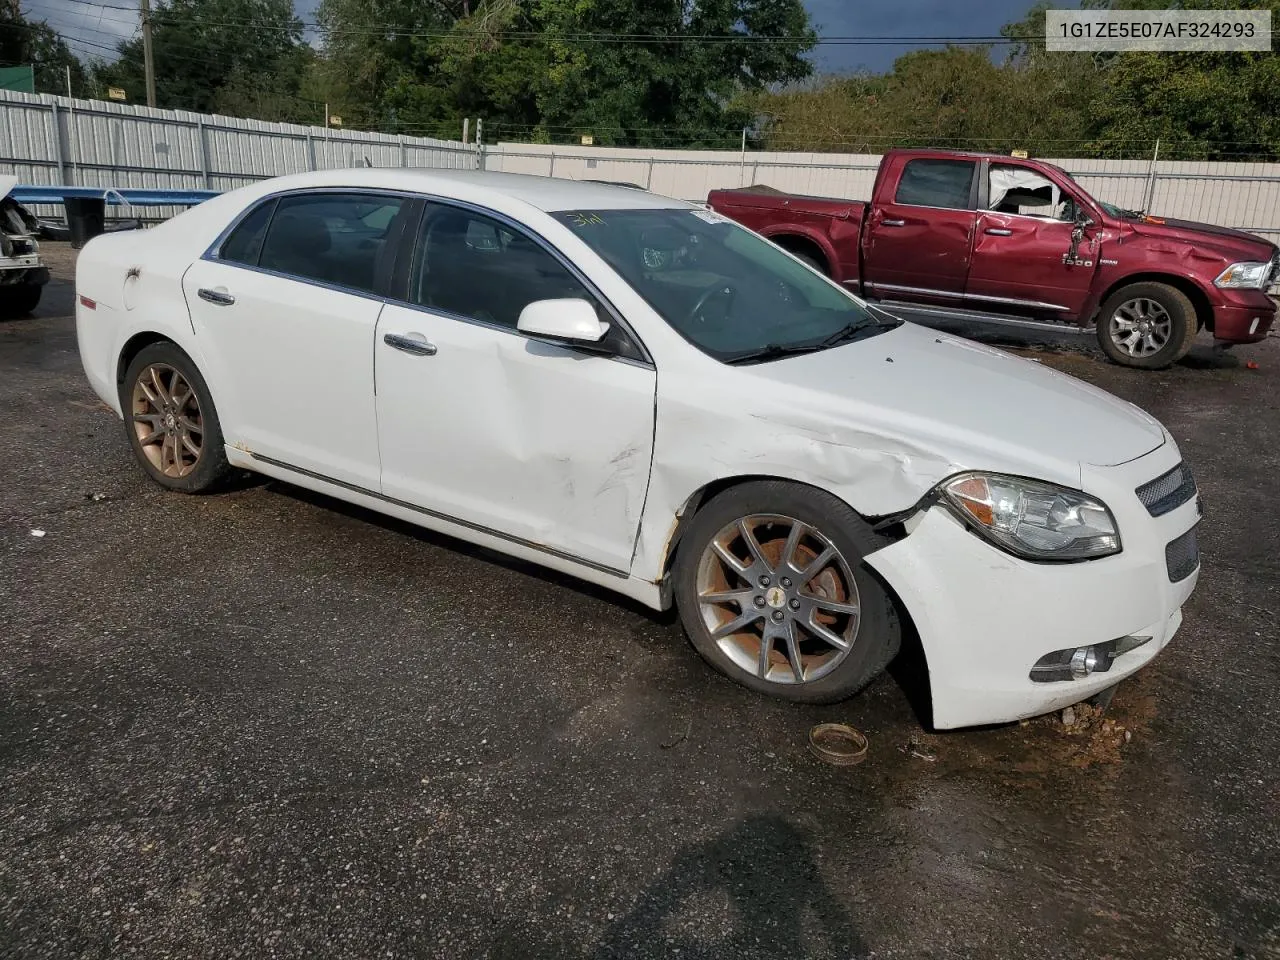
[4,89,1280,241]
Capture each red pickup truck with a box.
[708,148,1278,368]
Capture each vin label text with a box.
[1046,9,1270,52]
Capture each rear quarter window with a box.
[894,159,976,210]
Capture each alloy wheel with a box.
[695,514,861,684]
[1108,297,1172,358]
[130,363,203,478]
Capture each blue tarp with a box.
[11,186,220,207]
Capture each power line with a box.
[50,0,1019,45]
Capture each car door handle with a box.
[197,287,235,305]
[984,228,1013,236]
[383,332,437,357]
[881,219,906,227]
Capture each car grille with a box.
[1165,526,1200,583]
[1136,462,1197,517]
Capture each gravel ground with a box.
[1,244,1278,959]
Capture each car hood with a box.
[1129,216,1276,261]
[746,323,1166,481]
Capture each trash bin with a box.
[65,196,106,249]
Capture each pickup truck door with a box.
[965,161,1099,318]
[862,156,978,300]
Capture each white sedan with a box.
[75,169,1201,728]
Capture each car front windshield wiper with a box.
[819,312,903,348]
[723,342,827,366]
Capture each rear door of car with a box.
[861,156,979,301]
[372,201,656,574]
[182,190,415,490]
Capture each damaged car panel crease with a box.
[74,168,1201,728]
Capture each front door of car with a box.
[182,191,414,490]
[373,203,657,574]
[965,163,1100,318]
[861,156,978,301]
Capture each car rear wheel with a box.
[119,342,232,493]
[673,481,900,703]
[0,282,42,319]
[1096,282,1197,369]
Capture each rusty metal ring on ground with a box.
[808,723,868,766]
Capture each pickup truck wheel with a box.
[0,283,42,319]
[793,251,827,275]
[673,481,900,704]
[1096,282,1197,369]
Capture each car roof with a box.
[241,167,693,213]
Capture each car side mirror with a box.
[517,298,609,343]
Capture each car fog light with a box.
[1069,646,1098,679]
[1029,636,1152,683]
[1250,317,1261,335]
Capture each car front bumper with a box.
[1211,290,1275,343]
[865,442,1200,729]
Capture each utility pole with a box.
[140,0,157,108]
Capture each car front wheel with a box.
[673,481,900,703]
[119,342,232,493]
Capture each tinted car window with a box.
[894,159,976,209]
[411,204,593,329]
[257,192,405,295]
[220,199,275,266]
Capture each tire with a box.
[792,250,827,276]
[672,480,900,704]
[1095,281,1198,369]
[0,283,42,319]
[119,342,232,493]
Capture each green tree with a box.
[94,0,306,114]
[316,0,816,144]
[0,0,88,95]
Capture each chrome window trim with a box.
[199,186,655,368]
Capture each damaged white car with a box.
[0,176,49,318]
[74,170,1201,728]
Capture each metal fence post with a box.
[645,157,654,190]
[548,149,556,178]
[1142,139,1161,213]
[305,131,316,171]
[196,116,211,189]
[49,101,67,184]
[399,135,407,167]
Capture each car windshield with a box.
[553,208,892,363]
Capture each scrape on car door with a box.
[373,203,656,574]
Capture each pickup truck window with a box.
[554,209,891,363]
[894,159,976,210]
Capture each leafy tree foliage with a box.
[94,0,306,116]
[315,0,816,144]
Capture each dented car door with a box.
[373,202,656,574]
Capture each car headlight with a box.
[939,473,1121,561]
[1214,261,1271,289]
